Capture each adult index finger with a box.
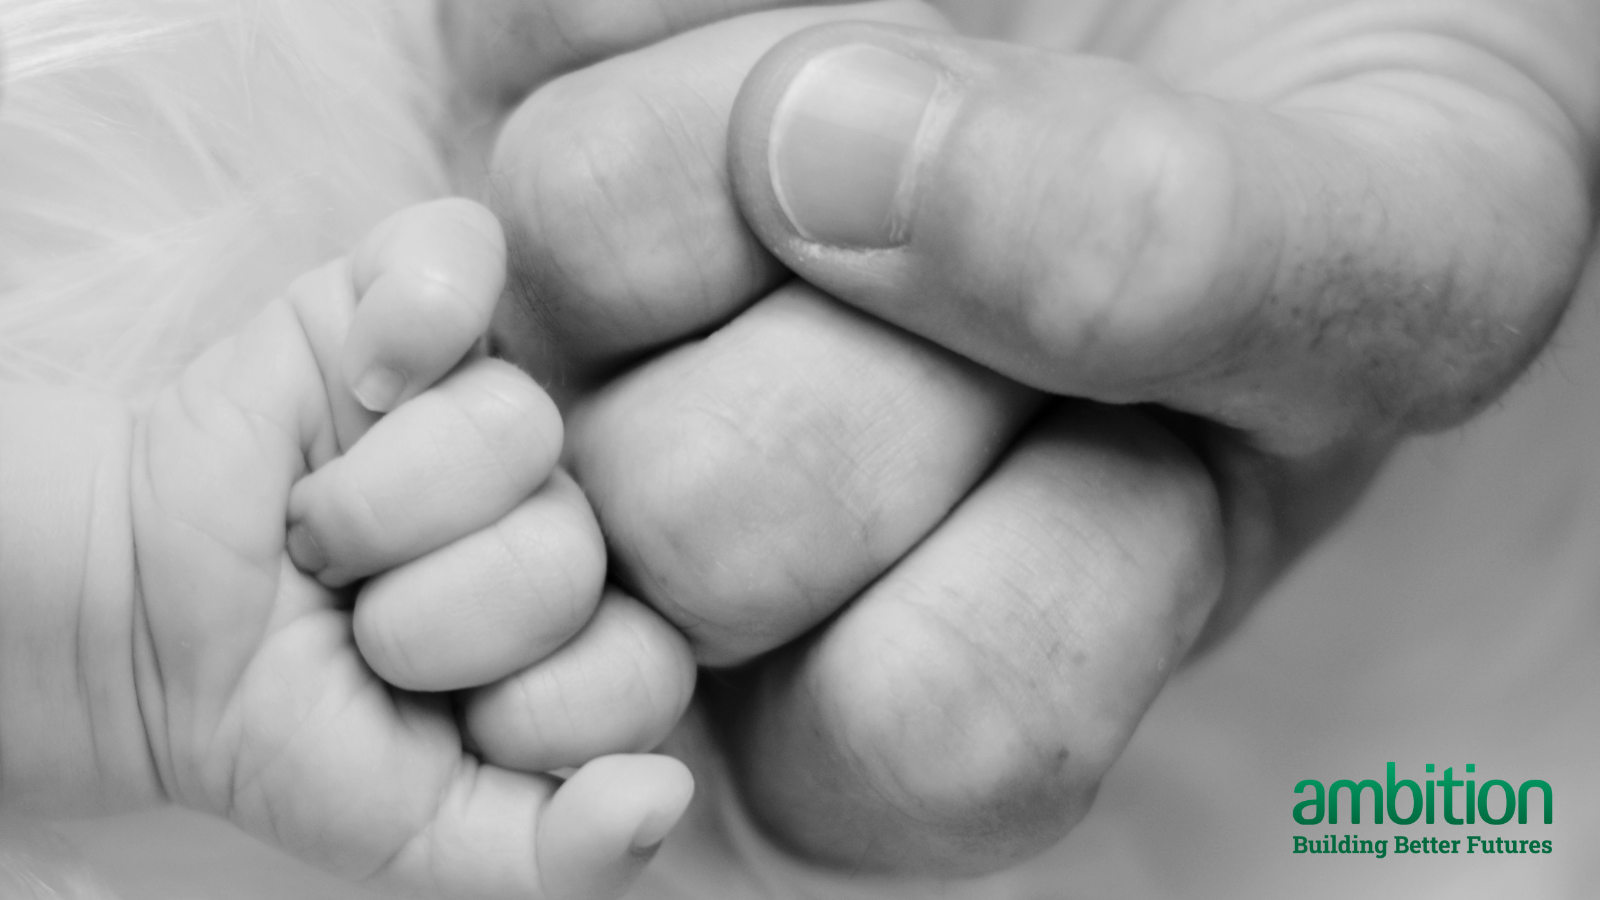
[567,280,1040,666]
[485,2,949,388]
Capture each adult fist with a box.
[726,0,1599,643]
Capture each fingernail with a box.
[352,366,405,413]
[628,839,663,861]
[628,810,676,858]
[769,44,941,249]
[286,522,328,575]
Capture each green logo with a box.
[1293,763,1551,825]
[1291,763,1553,858]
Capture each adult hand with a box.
[474,0,1599,884]
[727,0,1599,631]
[484,1,1220,880]
[718,0,1597,872]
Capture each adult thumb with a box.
[728,23,1249,403]
[727,21,1585,455]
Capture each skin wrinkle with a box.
[1065,109,1168,384]
[958,521,1113,693]
[846,351,1035,550]
[1216,129,1387,442]
[722,405,1217,868]
[629,82,734,318]
[89,419,167,809]
[1273,63,1583,431]
[392,268,476,340]
[224,642,306,814]
[164,352,268,554]
[212,636,364,844]
[977,0,1598,447]
[1316,133,1524,430]
[1379,7,1587,138]
[902,571,1072,721]
[520,605,686,756]
[70,470,98,801]
[135,468,266,799]
[789,396,898,553]
[218,642,298,827]
[491,5,954,381]
[579,397,753,642]
[142,301,315,815]
[498,199,568,382]
[458,365,560,495]
[212,608,328,819]
[1001,91,1070,368]
[542,53,756,345]
[572,93,676,296]
[563,109,663,301]
[541,3,598,73]
[872,674,1043,842]
[495,499,586,640]
[364,742,465,887]
[616,607,681,733]
[950,77,1239,402]
[500,89,684,367]
[835,591,1054,837]
[677,101,753,314]
[285,274,354,467]
[511,102,602,308]
[366,588,430,688]
[1144,1,1582,113]
[915,416,1209,711]
[824,643,959,836]
[679,392,867,610]
[1162,161,1278,418]
[626,521,717,642]
[243,638,424,878]
[128,524,176,805]
[1105,103,1232,397]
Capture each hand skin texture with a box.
[0,200,696,900]
[473,0,1600,886]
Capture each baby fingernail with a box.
[287,523,328,575]
[768,44,941,249]
[352,366,405,413]
[628,811,677,858]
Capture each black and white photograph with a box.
[0,1,1595,898]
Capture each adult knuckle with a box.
[840,640,1080,834]
[589,406,811,663]
[496,79,691,323]
[1028,93,1236,395]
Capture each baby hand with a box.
[130,199,695,900]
